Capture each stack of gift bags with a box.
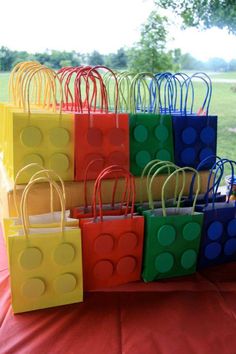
[1,61,235,314]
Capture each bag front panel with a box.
[8,228,83,313]
[81,216,144,290]
[129,114,175,176]
[142,211,203,281]
[172,115,217,169]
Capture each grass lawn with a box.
[0,71,235,177]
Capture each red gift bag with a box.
[80,167,144,290]
[74,66,130,180]
[71,162,131,220]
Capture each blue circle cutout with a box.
[207,221,223,241]
[181,127,197,145]
[227,219,236,238]
[224,238,236,256]
[181,148,196,165]
[204,242,222,260]
[199,147,214,162]
[200,127,215,144]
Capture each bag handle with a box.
[161,167,201,216]
[167,73,193,114]
[147,163,183,210]
[20,177,65,238]
[117,72,133,112]
[92,166,134,221]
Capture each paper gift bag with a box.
[129,73,175,176]
[74,66,129,180]
[4,177,83,314]
[80,168,144,290]
[171,72,217,169]
[71,162,131,219]
[142,167,203,281]
[3,63,74,183]
[196,159,236,269]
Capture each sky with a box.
[0,0,236,62]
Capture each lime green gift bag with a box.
[142,167,203,281]
[129,73,175,176]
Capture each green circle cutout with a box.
[133,125,148,143]
[135,150,151,168]
[183,222,201,241]
[155,252,174,273]
[156,149,171,161]
[154,125,169,142]
[21,126,42,147]
[49,127,70,147]
[157,225,176,246]
[49,153,70,172]
[181,249,197,269]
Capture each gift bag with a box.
[129,73,175,176]
[71,162,131,219]
[74,66,129,180]
[171,72,217,169]
[80,168,144,290]
[3,63,74,183]
[142,167,203,281]
[196,159,236,269]
[4,177,83,313]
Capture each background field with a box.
[0,71,235,176]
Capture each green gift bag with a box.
[129,73,175,176]
[142,167,203,281]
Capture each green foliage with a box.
[128,11,174,73]
[155,0,236,34]
[87,51,104,66]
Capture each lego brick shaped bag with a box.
[142,167,203,281]
[196,159,236,270]
[4,177,83,314]
[5,64,74,183]
[80,166,144,291]
[74,66,130,181]
[171,72,217,169]
[129,73,175,176]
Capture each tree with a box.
[128,11,174,73]
[155,0,236,34]
[87,51,104,66]
[205,57,228,71]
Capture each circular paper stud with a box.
[54,273,77,294]
[20,247,43,269]
[224,238,236,256]
[108,128,126,145]
[94,234,114,254]
[83,154,105,172]
[154,125,169,142]
[116,256,137,275]
[49,127,70,147]
[181,147,196,165]
[93,260,114,280]
[199,147,215,162]
[200,127,215,144]
[21,126,42,147]
[22,278,45,298]
[133,125,148,143]
[204,242,222,260]
[157,225,176,246]
[181,249,197,269]
[87,127,103,147]
[183,222,201,241]
[207,221,223,241]
[49,153,70,172]
[23,154,44,167]
[155,252,174,273]
[135,150,151,168]
[156,149,171,161]
[118,232,138,252]
[107,151,127,166]
[181,127,197,145]
[54,243,75,265]
[227,219,236,238]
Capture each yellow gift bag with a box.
[3,62,74,183]
[4,177,83,314]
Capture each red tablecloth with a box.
[1,229,236,354]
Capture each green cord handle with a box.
[161,167,201,217]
